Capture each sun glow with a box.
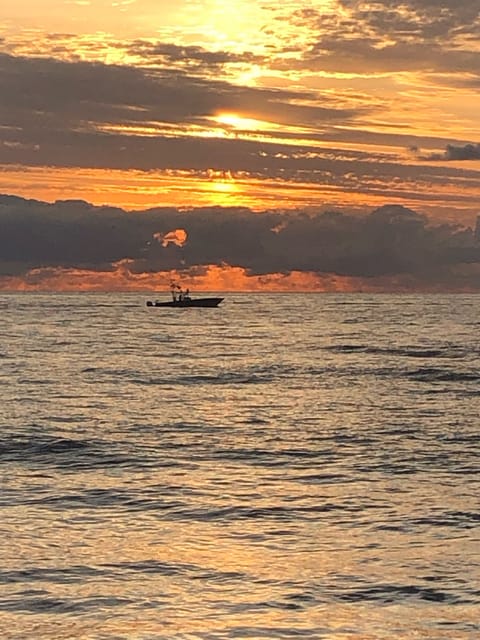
[215,113,269,131]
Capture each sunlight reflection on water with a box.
[0,293,479,639]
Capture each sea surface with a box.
[0,293,479,640]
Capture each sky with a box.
[0,0,479,291]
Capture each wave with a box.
[405,367,480,383]
[337,583,457,604]
[411,511,480,529]
[81,365,294,386]
[324,344,466,358]
[0,435,134,470]
[0,594,133,615]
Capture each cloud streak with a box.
[0,52,357,134]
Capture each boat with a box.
[146,284,223,308]
[146,297,223,308]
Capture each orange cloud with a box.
[153,228,188,247]
[1,261,478,293]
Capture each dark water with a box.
[1,293,479,639]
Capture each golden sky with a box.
[0,1,479,290]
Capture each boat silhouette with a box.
[146,284,223,308]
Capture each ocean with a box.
[1,292,479,639]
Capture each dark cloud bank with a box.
[417,143,480,162]
[1,195,479,289]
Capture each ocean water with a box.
[0,292,479,640]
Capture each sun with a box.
[215,112,266,131]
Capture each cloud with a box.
[0,8,478,232]
[336,0,480,42]
[273,1,480,77]
[0,51,358,135]
[153,229,187,247]
[412,143,480,161]
[125,40,264,71]
[0,50,369,173]
[1,195,478,291]
[444,144,480,161]
[0,49,478,211]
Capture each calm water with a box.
[0,293,479,639]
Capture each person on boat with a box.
[184,288,191,301]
